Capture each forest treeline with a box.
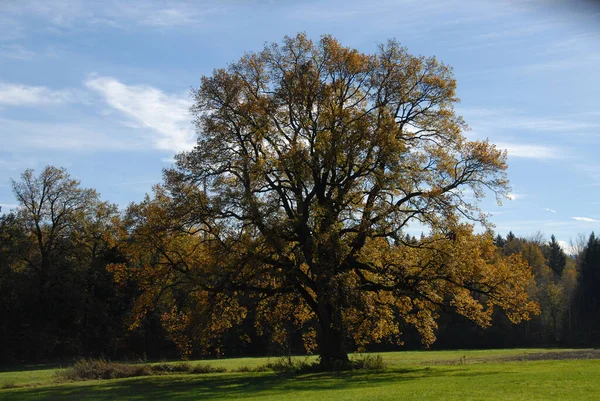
[0,165,598,364]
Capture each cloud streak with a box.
[462,108,599,134]
[0,117,142,151]
[495,142,561,159]
[572,217,599,223]
[557,240,575,255]
[0,203,18,211]
[0,0,230,32]
[0,83,75,106]
[85,76,195,153]
[460,107,598,160]
[0,44,35,60]
[506,193,526,201]
[112,2,226,27]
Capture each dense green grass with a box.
[1,349,599,400]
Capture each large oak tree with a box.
[116,34,537,365]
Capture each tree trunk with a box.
[316,298,349,367]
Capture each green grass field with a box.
[1,349,599,400]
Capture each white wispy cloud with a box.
[0,203,18,211]
[0,1,85,28]
[516,53,600,74]
[110,179,157,187]
[572,217,599,223]
[0,14,25,42]
[574,163,600,185]
[85,76,195,153]
[510,118,598,132]
[290,1,394,21]
[0,117,143,151]
[460,108,594,160]
[495,142,561,159]
[1,77,195,154]
[544,33,600,55]
[291,0,519,26]
[557,240,576,255]
[472,20,556,41]
[0,83,76,106]
[0,44,35,60]
[492,219,573,234]
[0,0,229,32]
[544,208,557,214]
[506,193,526,201]
[112,2,226,27]
[0,157,37,174]
[461,108,598,134]
[460,104,600,162]
[0,44,64,60]
[450,17,563,51]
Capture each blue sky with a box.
[1,0,599,250]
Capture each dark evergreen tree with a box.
[494,234,506,249]
[575,232,600,343]
[544,235,567,281]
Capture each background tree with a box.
[561,258,578,341]
[454,231,581,346]
[543,234,567,281]
[11,167,101,275]
[0,166,136,361]
[574,232,600,343]
[113,34,539,366]
[0,211,32,361]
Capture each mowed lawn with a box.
[1,349,599,400]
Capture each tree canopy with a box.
[115,34,538,365]
[0,166,132,360]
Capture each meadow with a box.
[1,349,599,400]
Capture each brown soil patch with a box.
[497,349,600,362]
[424,349,600,365]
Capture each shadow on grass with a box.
[0,362,66,374]
[0,367,506,401]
